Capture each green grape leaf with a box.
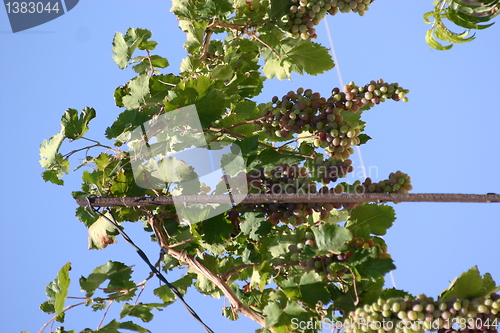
[105,109,150,141]
[39,131,65,168]
[262,39,334,79]
[110,171,147,197]
[355,255,396,281]
[312,224,353,252]
[45,262,71,317]
[151,55,169,68]
[240,212,272,241]
[249,149,304,170]
[80,261,136,300]
[196,0,233,19]
[61,107,96,140]
[87,212,119,250]
[196,215,234,254]
[112,28,152,69]
[210,64,234,80]
[41,169,65,185]
[40,301,55,314]
[120,303,166,322]
[358,133,371,145]
[268,0,292,21]
[345,204,395,239]
[263,301,282,328]
[154,274,194,304]
[117,321,151,333]
[298,271,331,306]
[75,206,99,227]
[439,266,500,301]
[122,74,151,109]
[148,74,180,105]
[171,0,199,20]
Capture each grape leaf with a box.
[439,266,500,301]
[249,149,304,170]
[39,131,65,168]
[120,303,166,322]
[196,215,234,254]
[87,212,119,250]
[262,39,334,79]
[112,28,152,69]
[61,107,96,140]
[345,204,395,239]
[311,224,352,252]
[80,261,136,300]
[240,212,272,241]
[45,262,71,318]
[154,274,194,304]
[122,74,150,109]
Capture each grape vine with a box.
[33,1,499,333]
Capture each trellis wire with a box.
[76,193,500,208]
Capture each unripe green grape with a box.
[438,302,447,311]
[407,310,417,321]
[413,304,423,312]
[305,231,314,240]
[299,24,307,32]
[397,310,406,320]
[453,301,462,311]
[314,260,322,269]
[477,304,489,313]
[392,302,401,313]
[290,252,299,261]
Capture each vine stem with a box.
[144,211,272,331]
[97,300,114,330]
[38,301,86,333]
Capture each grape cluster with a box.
[286,0,374,40]
[245,164,343,225]
[349,236,390,259]
[354,171,413,194]
[261,80,409,160]
[305,156,354,184]
[287,230,351,280]
[345,294,500,333]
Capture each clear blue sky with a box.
[1,1,499,332]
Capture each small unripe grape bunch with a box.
[334,0,374,17]
[349,236,391,259]
[287,0,338,40]
[261,87,328,139]
[358,171,413,194]
[306,157,355,184]
[343,293,500,333]
[246,164,341,226]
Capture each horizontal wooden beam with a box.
[76,193,500,207]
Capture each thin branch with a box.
[77,193,500,208]
[38,302,86,333]
[224,116,267,129]
[220,264,256,282]
[248,31,280,57]
[97,300,114,330]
